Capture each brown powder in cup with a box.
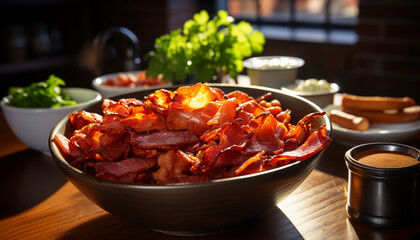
[355,151,418,168]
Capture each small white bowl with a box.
[92,71,172,98]
[243,56,305,89]
[281,80,340,108]
[1,88,102,155]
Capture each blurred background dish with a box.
[243,56,304,89]
[281,79,340,108]
[92,70,171,98]
[1,88,101,154]
[324,104,420,146]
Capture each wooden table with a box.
[0,111,419,240]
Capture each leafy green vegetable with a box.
[145,10,266,84]
[7,74,77,108]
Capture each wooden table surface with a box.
[0,111,419,240]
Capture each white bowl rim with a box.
[92,71,171,91]
[1,87,102,112]
[243,56,305,70]
[281,82,340,96]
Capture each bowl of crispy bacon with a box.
[49,83,332,235]
[92,70,171,98]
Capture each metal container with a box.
[345,142,420,228]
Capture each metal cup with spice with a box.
[345,142,420,228]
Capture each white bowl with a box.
[243,56,305,89]
[1,88,102,155]
[92,71,172,98]
[281,80,340,108]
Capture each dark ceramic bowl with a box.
[49,84,332,235]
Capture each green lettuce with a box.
[7,74,77,108]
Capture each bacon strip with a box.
[52,133,82,159]
[94,158,157,177]
[102,99,131,117]
[270,125,331,164]
[284,112,326,144]
[69,111,103,130]
[130,130,199,149]
[207,98,238,126]
[166,102,219,135]
[235,151,265,175]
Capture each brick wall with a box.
[261,40,353,91]
[3,0,418,102]
[167,0,199,31]
[349,0,420,102]
[259,1,420,103]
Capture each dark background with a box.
[1,0,419,103]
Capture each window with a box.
[216,0,359,44]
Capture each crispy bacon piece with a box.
[255,92,273,102]
[265,106,283,117]
[218,120,253,150]
[101,105,164,135]
[129,130,199,150]
[132,149,158,158]
[235,151,265,175]
[239,100,265,117]
[103,113,164,134]
[284,112,326,144]
[243,114,286,155]
[144,89,174,114]
[69,123,102,159]
[172,83,217,110]
[226,90,253,103]
[276,109,291,125]
[270,125,331,164]
[94,158,157,178]
[166,101,219,135]
[69,111,103,130]
[235,108,254,125]
[96,133,129,162]
[117,98,143,107]
[102,99,131,117]
[53,83,331,184]
[207,98,238,126]
[213,150,249,172]
[53,133,82,159]
[152,150,209,184]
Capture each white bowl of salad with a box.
[1,75,102,155]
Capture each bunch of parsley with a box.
[7,74,77,108]
[145,10,265,84]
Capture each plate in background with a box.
[324,104,420,146]
[92,71,171,98]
